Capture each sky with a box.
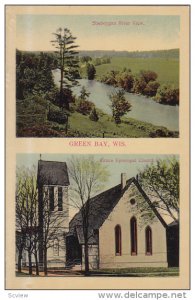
[16,14,180,52]
[16,153,176,191]
[16,153,177,219]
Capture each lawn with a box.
[16,267,179,277]
[68,111,178,138]
[80,57,179,87]
[90,267,179,277]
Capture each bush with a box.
[155,86,179,105]
[139,70,158,83]
[89,108,99,121]
[76,99,94,115]
[47,110,68,124]
[100,70,119,86]
[149,128,178,138]
[143,81,160,97]
[116,71,134,92]
[17,125,62,137]
[45,87,59,104]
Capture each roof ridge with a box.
[38,160,67,164]
[91,177,134,198]
[69,177,135,226]
[69,177,168,236]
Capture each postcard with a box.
[5,5,190,290]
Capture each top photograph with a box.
[15,11,182,138]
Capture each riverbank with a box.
[17,98,179,137]
[53,70,179,131]
[80,57,179,87]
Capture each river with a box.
[53,71,179,131]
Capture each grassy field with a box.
[16,98,178,138]
[80,57,179,87]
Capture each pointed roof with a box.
[37,160,69,186]
[68,177,168,244]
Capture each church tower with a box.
[37,159,70,268]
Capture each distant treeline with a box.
[79,49,179,59]
[18,48,179,60]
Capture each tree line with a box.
[79,49,179,59]
[80,55,111,66]
[100,68,179,106]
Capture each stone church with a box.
[16,159,179,270]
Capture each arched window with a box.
[115,225,122,256]
[145,226,152,255]
[53,238,59,256]
[130,217,137,255]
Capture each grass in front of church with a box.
[89,267,179,277]
[16,267,179,277]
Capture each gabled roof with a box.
[69,177,168,244]
[37,160,69,186]
[69,178,134,236]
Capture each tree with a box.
[75,86,93,115]
[16,50,55,100]
[80,56,92,64]
[132,77,147,94]
[143,81,160,97]
[137,157,179,224]
[16,166,39,275]
[132,70,159,96]
[68,156,109,275]
[94,57,101,66]
[116,71,134,92]
[109,90,132,124]
[79,86,90,101]
[139,70,158,84]
[16,164,68,276]
[89,107,99,122]
[76,99,94,115]
[37,176,68,275]
[86,63,96,80]
[100,70,119,86]
[51,27,80,109]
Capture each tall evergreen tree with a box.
[51,27,80,109]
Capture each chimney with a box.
[121,173,127,189]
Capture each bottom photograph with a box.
[15,154,179,278]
